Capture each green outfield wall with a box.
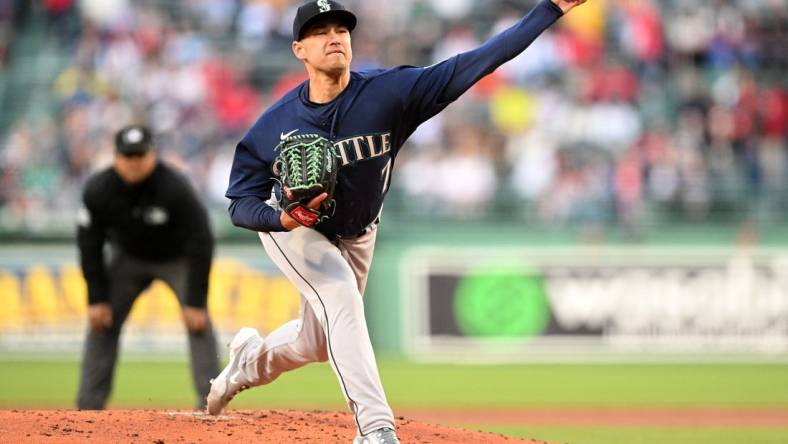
[365,220,788,359]
[1,221,787,360]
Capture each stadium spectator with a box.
[0,0,13,69]
[42,0,79,46]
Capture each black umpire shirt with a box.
[77,161,214,308]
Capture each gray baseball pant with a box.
[235,225,394,436]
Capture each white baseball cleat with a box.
[353,427,400,444]
[206,327,262,415]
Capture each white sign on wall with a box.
[401,247,788,362]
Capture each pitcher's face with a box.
[293,20,353,75]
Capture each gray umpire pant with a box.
[76,250,220,410]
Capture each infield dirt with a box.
[0,409,546,443]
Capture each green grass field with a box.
[1,358,787,444]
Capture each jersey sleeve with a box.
[225,140,284,232]
[396,0,563,132]
[169,175,215,308]
[77,180,109,305]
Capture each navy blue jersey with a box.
[226,0,563,238]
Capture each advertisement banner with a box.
[402,247,788,362]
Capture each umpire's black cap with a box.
[115,125,153,155]
[293,0,357,41]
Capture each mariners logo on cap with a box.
[317,0,331,12]
[124,128,144,144]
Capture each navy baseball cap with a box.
[293,0,357,41]
[115,125,153,155]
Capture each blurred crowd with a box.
[0,0,17,70]
[0,0,786,237]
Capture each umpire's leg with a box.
[77,253,151,409]
[157,258,219,408]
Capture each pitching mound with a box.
[0,409,546,443]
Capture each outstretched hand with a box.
[551,0,587,14]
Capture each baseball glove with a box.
[272,133,339,227]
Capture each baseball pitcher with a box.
[208,1,587,443]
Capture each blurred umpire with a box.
[76,124,219,410]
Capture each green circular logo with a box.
[454,269,550,338]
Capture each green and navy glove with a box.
[272,134,339,227]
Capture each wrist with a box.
[279,210,298,231]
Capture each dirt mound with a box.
[0,409,546,443]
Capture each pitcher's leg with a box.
[337,225,378,296]
[260,229,394,435]
[243,295,328,384]
[206,292,329,415]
